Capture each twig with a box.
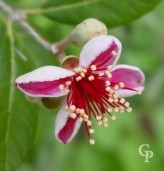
[0,0,73,61]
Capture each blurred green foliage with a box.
[0,0,164,171]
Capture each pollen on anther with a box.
[90,65,97,71]
[76,76,82,81]
[111,50,117,56]
[125,102,130,107]
[88,75,94,81]
[137,90,142,95]
[106,87,111,92]
[99,72,105,77]
[87,120,92,126]
[65,81,71,86]
[96,115,101,121]
[70,105,76,112]
[107,65,112,71]
[106,71,112,78]
[59,84,64,90]
[107,108,112,113]
[108,98,114,103]
[105,81,111,86]
[70,113,76,119]
[114,85,119,90]
[119,82,124,88]
[104,122,108,127]
[120,98,125,104]
[78,117,83,122]
[65,89,70,94]
[89,139,95,145]
[80,72,85,78]
[127,107,132,112]
[98,121,103,126]
[89,128,94,134]
[111,115,116,120]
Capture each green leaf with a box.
[0,21,38,171]
[42,0,161,27]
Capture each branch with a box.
[0,0,73,61]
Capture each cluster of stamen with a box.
[58,51,141,145]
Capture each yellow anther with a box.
[108,98,114,103]
[119,82,124,88]
[104,122,108,127]
[74,68,79,73]
[105,81,111,86]
[64,106,69,111]
[82,68,87,73]
[76,108,80,113]
[109,89,114,94]
[111,50,117,56]
[76,76,82,81]
[113,94,119,99]
[125,102,130,107]
[98,121,103,126]
[59,84,64,90]
[84,114,89,119]
[90,65,97,71]
[107,65,112,71]
[106,71,112,78]
[137,90,142,95]
[88,75,94,81]
[127,107,132,112]
[111,115,116,120]
[99,72,105,77]
[89,128,94,134]
[70,105,76,112]
[114,85,119,90]
[119,106,125,112]
[89,139,95,145]
[80,72,85,78]
[87,120,92,126]
[96,115,101,121]
[79,109,85,115]
[103,117,108,122]
[65,81,71,86]
[70,113,76,119]
[114,99,119,103]
[78,117,83,122]
[114,107,119,112]
[65,89,70,94]
[107,108,112,113]
[74,67,82,73]
[120,98,125,104]
[106,87,111,92]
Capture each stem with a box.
[0,0,13,14]
[19,20,51,50]
[0,0,73,61]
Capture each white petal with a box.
[55,104,81,144]
[79,35,122,68]
[16,66,74,84]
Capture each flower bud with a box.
[60,55,79,71]
[41,97,64,110]
[70,18,107,44]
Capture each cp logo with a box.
[138,144,153,162]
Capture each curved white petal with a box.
[15,66,75,97]
[55,104,81,144]
[79,35,122,68]
[16,66,74,83]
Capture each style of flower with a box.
[15,35,145,145]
